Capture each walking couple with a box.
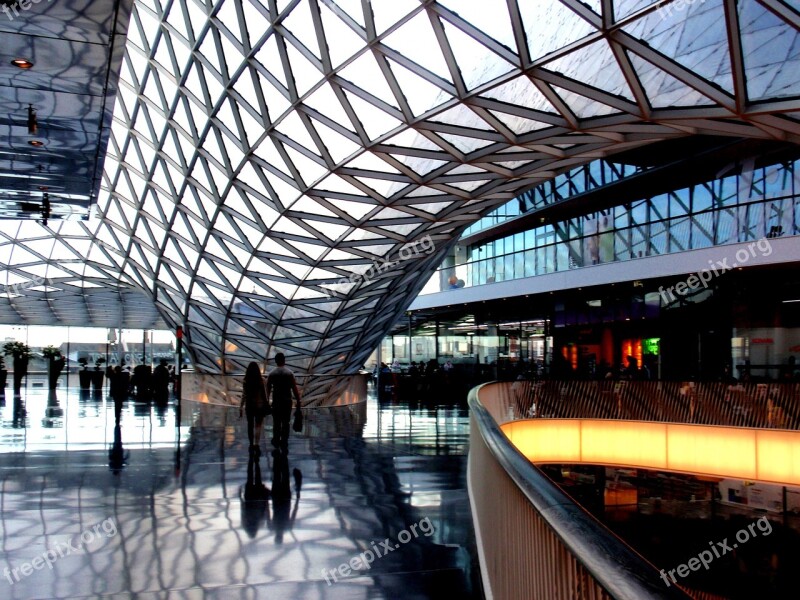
[240,353,302,455]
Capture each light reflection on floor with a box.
[0,385,481,599]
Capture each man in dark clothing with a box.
[153,359,171,399]
[266,353,302,452]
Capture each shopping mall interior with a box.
[1,0,799,598]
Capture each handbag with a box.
[293,407,303,432]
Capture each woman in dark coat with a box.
[240,362,270,455]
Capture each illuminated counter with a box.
[502,419,800,487]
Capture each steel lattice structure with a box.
[1,0,800,398]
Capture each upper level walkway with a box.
[411,235,800,310]
[0,383,481,599]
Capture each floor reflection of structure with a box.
[0,386,479,598]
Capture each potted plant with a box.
[42,345,66,390]
[92,357,106,390]
[78,357,91,390]
[4,341,31,392]
[0,356,7,393]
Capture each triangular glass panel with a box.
[543,39,635,101]
[242,0,271,48]
[216,0,244,45]
[318,1,366,69]
[342,90,403,141]
[480,74,559,114]
[622,1,733,93]
[369,0,419,36]
[628,51,714,107]
[339,51,400,109]
[383,11,453,82]
[284,40,322,98]
[551,85,621,118]
[386,57,452,116]
[439,0,516,49]
[441,19,515,90]
[518,1,596,61]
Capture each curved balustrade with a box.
[468,381,692,600]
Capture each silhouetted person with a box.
[153,359,170,400]
[240,454,269,538]
[266,353,301,452]
[240,361,269,454]
[267,450,301,544]
[132,364,152,399]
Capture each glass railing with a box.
[422,195,799,294]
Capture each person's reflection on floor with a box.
[240,454,270,538]
[12,393,25,428]
[268,450,301,544]
[108,424,128,474]
[153,391,169,426]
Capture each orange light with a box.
[11,58,34,69]
[502,419,800,487]
[28,140,44,147]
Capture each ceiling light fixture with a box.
[28,140,44,147]
[27,104,37,135]
[10,58,34,69]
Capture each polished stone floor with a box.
[0,387,481,599]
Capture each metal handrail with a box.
[469,381,692,599]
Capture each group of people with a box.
[240,353,302,455]
[374,358,457,400]
[107,359,176,401]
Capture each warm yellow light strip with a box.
[501,419,800,486]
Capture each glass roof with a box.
[1,0,799,400]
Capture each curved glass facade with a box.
[462,159,650,237]
[427,157,800,292]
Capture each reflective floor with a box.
[0,387,481,599]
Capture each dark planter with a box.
[12,357,27,392]
[47,357,65,390]
[91,370,104,390]
[78,369,91,390]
